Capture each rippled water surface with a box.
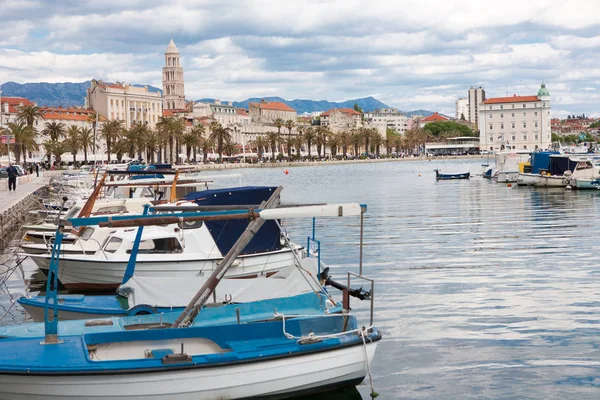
[3,158,600,399]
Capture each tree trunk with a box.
[193,146,197,163]
[84,147,88,164]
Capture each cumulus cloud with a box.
[0,0,599,115]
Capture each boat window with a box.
[95,205,128,214]
[104,237,123,253]
[178,219,204,230]
[80,227,95,239]
[576,162,593,170]
[64,206,81,219]
[126,238,183,254]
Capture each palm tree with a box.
[144,129,160,163]
[266,131,280,161]
[188,125,205,163]
[350,129,362,157]
[17,104,43,129]
[157,117,185,163]
[328,133,339,158]
[43,140,65,165]
[78,127,94,165]
[129,121,151,161]
[304,127,316,159]
[337,130,350,159]
[315,126,330,158]
[209,122,232,163]
[100,120,123,163]
[293,133,304,159]
[41,121,66,142]
[251,135,268,160]
[6,122,37,164]
[371,131,384,157]
[181,131,199,162]
[200,135,213,164]
[65,125,81,165]
[361,127,373,156]
[284,119,295,159]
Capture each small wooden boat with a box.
[434,169,470,180]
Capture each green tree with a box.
[353,103,364,115]
[423,121,475,137]
[41,121,67,142]
[78,127,94,164]
[188,125,205,163]
[100,120,123,163]
[350,128,363,157]
[266,131,280,161]
[252,135,268,160]
[371,131,384,157]
[16,104,43,129]
[66,125,81,165]
[209,122,232,163]
[303,127,316,158]
[284,119,295,159]
[7,122,38,164]
[129,121,151,161]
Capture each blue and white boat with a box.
[0,192,380,398]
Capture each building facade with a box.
[364,108,408,134]
[162,39,186,110]
[86,80,163,129]
[320,108,362,130]
[455,98,468,120]
[478,84,551,151]
[468,86,485,125]
[248,100,296,124]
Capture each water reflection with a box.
[3,159,600,399]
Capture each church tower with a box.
[162,39,186,110]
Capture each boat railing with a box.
[347,271,375,326]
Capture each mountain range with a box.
[0,80,439,117]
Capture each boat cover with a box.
[549,156,578,175]
[530,151,559,174]
[184,186,282,255]
[118,258,320,308]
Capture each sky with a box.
[0,0,599,117]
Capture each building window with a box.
[489,137,493,142]
[512,104,515,109]
[511,135,516,141]
[500,105,504,110]
[489,106,493,110]
[511,122,516,129]
[523,112,526,117]
[511,113,515,117]
[523,104,526,108]
[523,134,528,140]
[535,134,538,140]
[534,111,538,116]
[500,123,504,129]
[489,113,492,118]
[110,99,114,106]
[522,122,527,128]
[535,121,538,128]
[500,113,504,118]
[489,123,493,130]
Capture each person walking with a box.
[6,163,17,191]
[35,163,40,177]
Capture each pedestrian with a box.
[35,163,39,177]
[6,163,17,191]
[29,164,34,175]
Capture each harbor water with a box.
[3,158,600,399]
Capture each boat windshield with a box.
[104,237,123,253]
[80,227,95,240]
[576,162,594,170]
[126,237,183,254]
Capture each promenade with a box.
[0,174,51,214]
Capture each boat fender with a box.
[128,304,159,316]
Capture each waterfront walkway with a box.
[0,175,51,214]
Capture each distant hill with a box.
[0,81,442,117]
[196,96,390,114]
[0,81,162,107]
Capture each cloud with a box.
[0,0,599,116]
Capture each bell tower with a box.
[162,39,186,110]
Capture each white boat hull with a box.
[0,341,377,399]
[495,170,519,183]
[517,173,568,187]
[30,249,299,290]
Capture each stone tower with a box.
[162,39,186,110]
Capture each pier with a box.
[0,174,52,251]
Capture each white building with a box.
[468,86,485,125]
[455,98,468,120]
[86,80,163,130]
[478,83,551,152]
[364,108,408,134]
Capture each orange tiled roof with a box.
[1,97,34,113]
[321,108,361,117]
[420,112,449,122]
[236,108,249,116]
[40,107,97,122]
[253,101,295,112]
[483,95,539,104]
[163,110,176,117]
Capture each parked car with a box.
[0,167,7,178]
[14,165,26,176]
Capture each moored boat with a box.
[434,169,470,180]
